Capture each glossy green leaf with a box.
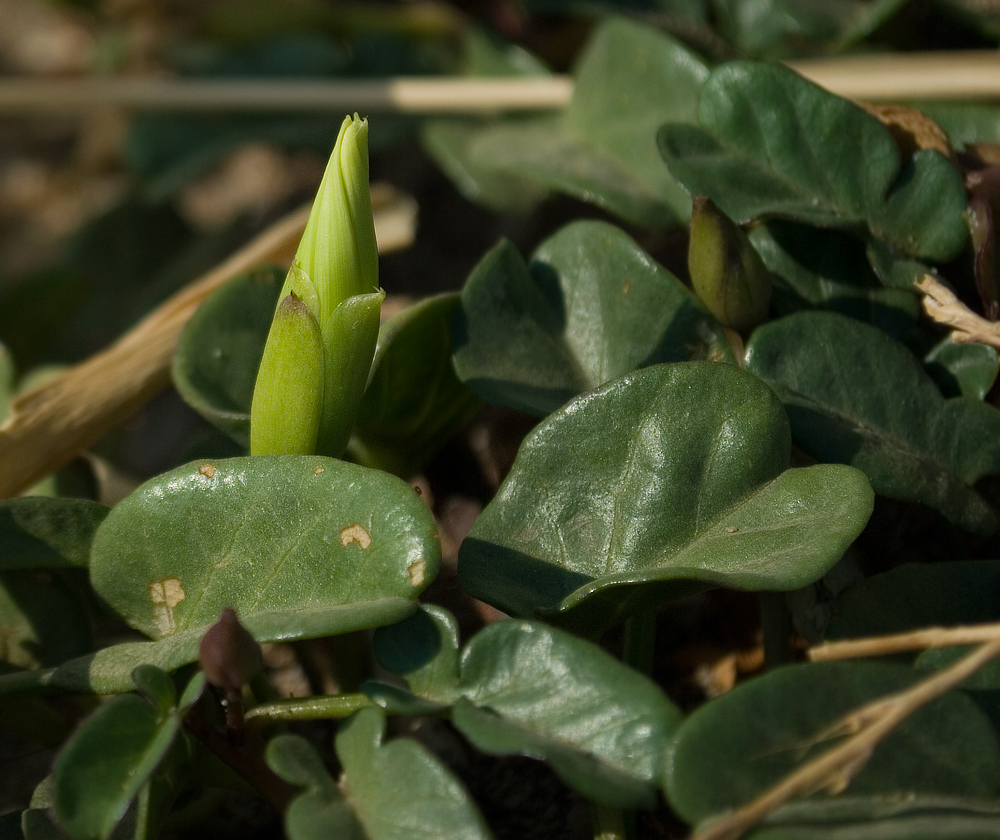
[90,455,436,641]
[0,498,108,571]
[420,121,546,215]
[924,338,998,400]
[352,293,482,477]
[748,221,919,340]
[15,456,440,694]
[52,694,181,840]
[337,707,493,840]
[424,19,707,228]
[266,735,365,840]
[459,363,873,631]
[173,267,281,446]
[917,102,1000,148]
[175,273,477,470]
[452,221,734,416]
[741,796,1000,839]
[659,62,968,261]
[130,666,177,714]
[826,561,1000,641]
[713,0,907,58]
[454,620,682,808]
[665,661,1000,827]
[373,604,461,704]
[0,570,92,669]
[745,312,1000,533]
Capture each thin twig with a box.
[0,77,574,114]
[809,623,1000,661]
[0,51,998,116]
[0,186,416,499]
[785,51,1000,100]
[917,275,1000,349]
[689,636,1000,840]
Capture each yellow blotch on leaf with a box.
[339,523,371,549]
[149,578,185,636]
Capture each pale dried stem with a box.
[810,622,1000,661]
[0,186,415,499]
[0,51,998,116]
[690,636,1000,840]
[917,275,1000,349]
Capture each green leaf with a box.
[90,456,436,641]
[424,18,708,228]
[353,293,482,478]
[748,221,919,341]
[917,102,1000,148]
[0,570,92,669]
[924,338,998,400]
[454,620,683,808]
[335,707,494,840]
[266,735,365,840]
[172,267,282,446]
[452,221,734,416]
[130,666,177,714]
[744,804,1000,840]
[373,604,461,704]
[176,276,475,472]
[665,661,1000,827]
[745,311,1000,533]
[0,498,108,570]
[713,0,908,59]
[459,363,873,632]
[826,561,1000,641]
[52,693,182,840]
[420,120,546,215]
[659,62,968,261]
[14,456,441,694]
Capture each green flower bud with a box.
[688,195,771,333]
[250,114,385,456]
[250,292,324,456]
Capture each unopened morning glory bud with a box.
[250,114,385,457]
[688,195,771,333]
[250,292,324,455]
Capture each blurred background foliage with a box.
[0,0,999,477]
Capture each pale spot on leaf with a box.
[313,465,324,475]
[407,559,425,587]
[149,578,185,635]
[726,526,739,533]
[199,464,216,478]
[339,524,371,549]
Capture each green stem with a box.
[245,693,374,726]
[622,609,657,677]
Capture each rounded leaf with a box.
[455,620,683,808]
[336,707,493,840]
[459,363,873,631]
[453,222,734,417]
[172,268,281,445]
[746,311,1000,533]
[666,661,1000,825]
[90,456,439,642]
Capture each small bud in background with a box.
[198,607,263,695]
[688,195,772,333]
[250,113,385,457]
[250,293,324,456]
